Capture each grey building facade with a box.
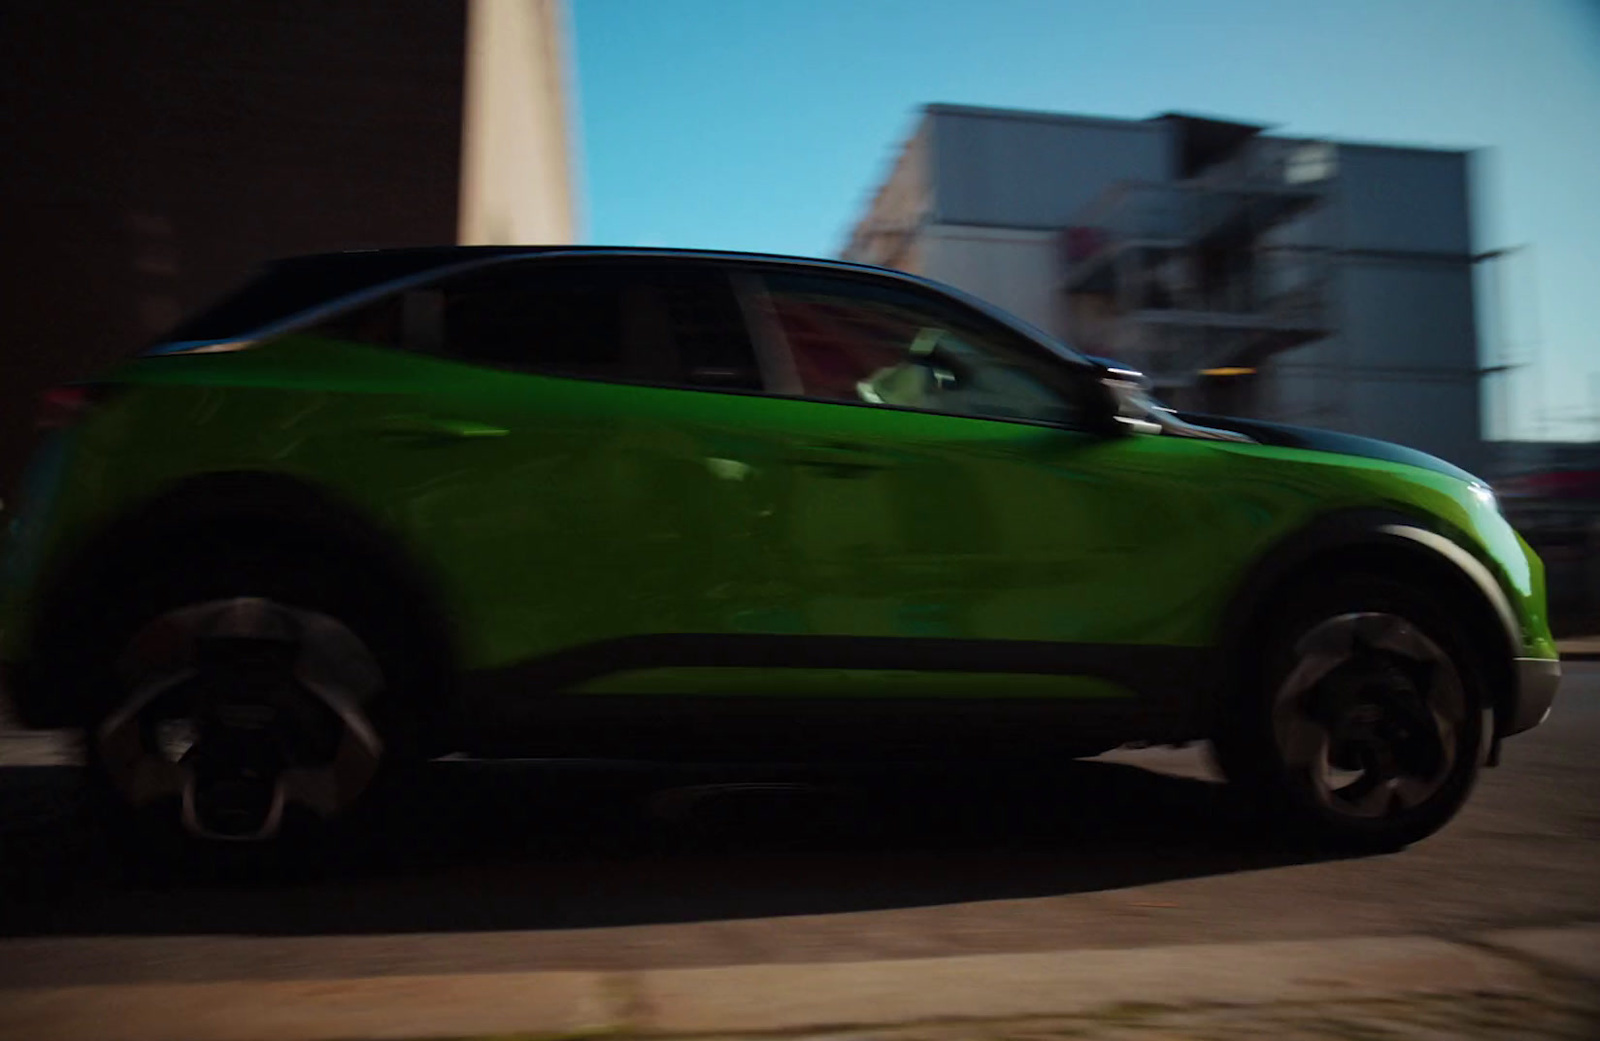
[843,104,1486,472]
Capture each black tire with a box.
[1211,574,1490,851]
[73,528,434,861]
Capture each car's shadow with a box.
[0,755,1345,938]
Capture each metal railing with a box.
[1194,138,1338,192]
[1068,140,1333,267]
[1069,182,1193,248]
[1114,244,1331,320]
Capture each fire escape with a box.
[1061,117,1336,413]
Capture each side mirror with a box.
[1084,355,1163,435]
[1085,354,1152,391]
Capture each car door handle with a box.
[784,442,893,475]
[370,416,510,442]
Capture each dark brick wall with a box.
[0,1,468,498]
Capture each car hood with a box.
[1173,412,1481,485]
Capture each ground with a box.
[0,665,1595,1039]
[679,991,1600,1041]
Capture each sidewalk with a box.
[678,989,1600,1040]
[1,925,1596,1041]
[714,990,1599,1041]
[1557,634,1600,661]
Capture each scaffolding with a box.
[1060,134,1337,410]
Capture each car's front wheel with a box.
[1212,575,1491,850]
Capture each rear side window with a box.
[160,251,497,346]
[441,265,626,376]
[419,260,762,389]
[305,294,406,349]
[660,271,763,389]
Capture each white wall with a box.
[1334,145,1473,255]
[458,0,578,245]
[917,224,1069,338]
[841,123,931,266]
[1257,143,1484,469]
[1261,354,1348,429]
[1339,258,1479,369]
[1348,375,1486,472]
[1261,258,1484,470]
[1338,258,1483,469]
[928,107,1171,229]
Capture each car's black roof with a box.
[156,246,1088,372]
[275,244,891,284]
[161,246,899,345]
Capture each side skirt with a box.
[451,635,1213,762]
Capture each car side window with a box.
[302,294,407,349]
[656,267,764,390]
[433,262,648,380]
[758,271,1086,427]
[308,260,762,391]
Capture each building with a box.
[0,0,576,499]
[1489,440,1600,630]
[842,104,1486,472]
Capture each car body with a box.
[0,246,1560,845]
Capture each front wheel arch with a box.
[1214,512,1519,746]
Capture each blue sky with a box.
[570,0,1599,441]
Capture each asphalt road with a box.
[0,665,1595,990]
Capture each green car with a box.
[0,247,1560,848]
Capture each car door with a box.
[315,256,787,676]
[731,266,1224,705]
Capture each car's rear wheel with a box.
[76,538,428,852]
[1212,575,1491,850]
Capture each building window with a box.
[1285,142,1337,185]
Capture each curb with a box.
[0,925,1595,1041]
[1555,636,1600,661]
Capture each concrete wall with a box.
[1337,259,1479,371]
[1334,145,1474,255]
[459,0,578,245]
[1333,146,1483,470]
[0,0,469,498]
[840,122,932,268]
[1253,143,1484,470]
[870,107,1172,340]
[926,106,1170,229]
[918,226,1067,336]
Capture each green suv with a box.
[0,247,1560,847]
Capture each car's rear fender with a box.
[11,470,459,739]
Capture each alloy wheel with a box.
[1271,611,1469,821]
[96,597,385,840]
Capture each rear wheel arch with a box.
[1216,510,1519,738]
[28,471,459,741]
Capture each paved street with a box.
[683,991,1600,1041]
[0,665,1595,993]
